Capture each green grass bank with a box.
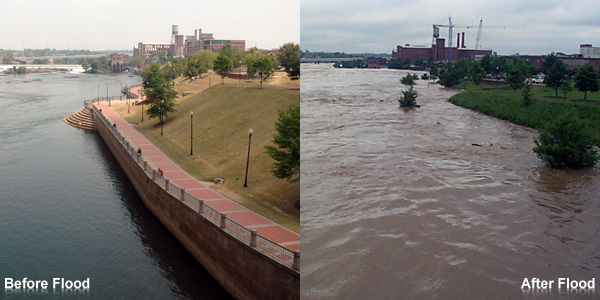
[448,85,600,146]
[114,79,299,233]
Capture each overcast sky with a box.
[0,0,299,51]
[301,0,600,55]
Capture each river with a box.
[300,64,600,299]
[0,71,233,299]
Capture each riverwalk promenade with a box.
[93,102,300,253]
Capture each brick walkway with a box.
[95,103,300,252]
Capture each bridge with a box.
[12,53,131,65]
[301,57,365,63]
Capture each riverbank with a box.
[449,85,600,146]
[113,72,300,233]
[93,103,299,300]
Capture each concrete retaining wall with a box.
[94,109,299,300]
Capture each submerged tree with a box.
[398,73,418,107]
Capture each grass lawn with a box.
[113,74,300,233]
[449,84,600,146]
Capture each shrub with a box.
[398,86,418,107]
[522,83,532,107]
[533,113,598,169]
[400,74,417,86]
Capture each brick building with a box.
[184,28,245,56]
[110,54,129,73]
[392,37,491,62]
[133,42,172,58]
[134,26,246,58]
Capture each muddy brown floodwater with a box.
[300,64,600,299]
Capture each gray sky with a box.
[301,0,600,55]
[1,0,299,51]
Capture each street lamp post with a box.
[160,100,164,135]
[141,94,144,122]
[190,111,193,156]
[127,86,130,114]
[97,83,99,104]
[107,82,110,107]
[120,81,123,101]
[239,61,242,82]
[243,128,253,188]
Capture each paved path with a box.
[95,103,300,252]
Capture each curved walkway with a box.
[94,102,300,252]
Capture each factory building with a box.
[134,25,245,58]
[580,44,600,58]
[392,33,492,62]
[184,28,245,56]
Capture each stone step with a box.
[64,107,97,130]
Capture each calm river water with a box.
[0,71,233,299]
[301,64,600,299]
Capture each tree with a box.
[195,50,216,70]
[287,55,300,80]
[219,44,244,68]
[122,85,129,98]
[468,62,486,88]
[150,53,167,64]
[542,54,568,97]
[429,64,439,79]
[141,63,177,125]
[399,74,418,107]
[213,54,233,84]
[129,55,145,69]
[438,62,463,88]
[2,50,14,64]
[479,55,492,74]
[400,73,417,86]
[558,79,573,99]
[490,56,508,78]
[245,47,263,79]
[398,86,418,107]
[183,54,208,80]
[522,83,532,107]
[255,55,274,88]
[506,59,528,90]
[81,58,89,72]
[277,42,300,73]
[265,104,300,181]
[534,112,598,169]
[574,64,599,100]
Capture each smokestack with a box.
[457,33,461,48]
[462,32,466,48]
[195,29,198,39]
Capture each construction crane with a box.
[433,17,504,60]
[474,19,505,50]
[433,16,475,61]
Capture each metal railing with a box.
[92,105,298,270]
